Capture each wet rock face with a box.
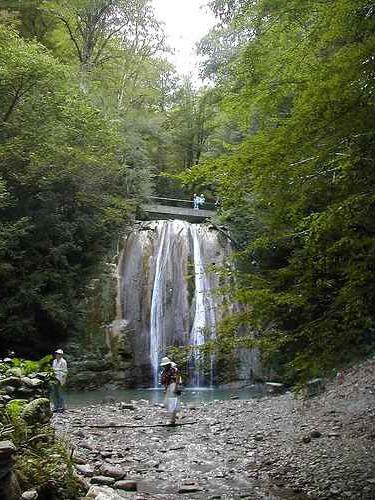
[53,359,375,500]
[112,220,258,386]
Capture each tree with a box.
[44,0,165,90]
[182,0,375,381]
[0,27,133,354]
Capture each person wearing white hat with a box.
[51,349,68,412]
[160,356,182,425]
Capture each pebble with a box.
[120,403,136,410]
[91,476,116,486]
[21,491,38,500]
[51,359,375,500]
[75,464,95,477]
[99,464,125,479]
[114,480,137,491]
[178,484,203,493]
[310,430,322,438]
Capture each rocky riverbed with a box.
[53,359,375,499]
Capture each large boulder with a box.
[21,377,44,388]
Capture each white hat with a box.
[160,356,172,366]
[55,349,64,355]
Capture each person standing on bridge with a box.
[192,193,199,209]
[198,193,205,209]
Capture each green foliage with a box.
[184,0,375,382]
[0,402,82,498]
[0,26,135,354]
[16,439,83,499]
[2,356,53,376]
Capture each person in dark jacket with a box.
[160,356,181,425]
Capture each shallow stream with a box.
[65,385,265,407]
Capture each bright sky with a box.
[152,0,216,82]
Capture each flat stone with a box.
[75,464,95,477]
[120,403,136,410]
[91,476,116,486]
[99,464,125,479]
[85,485,124,499]
[310,430,322,438]
[21,490,38,500]
[21,377,43,388]
[80,440,95,451]
[114,480,137,491]
[178,484,203,493]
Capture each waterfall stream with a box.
[190,224,217,387]
[149,222,170,387]
[114,219,252,387]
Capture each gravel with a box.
[53,358,375,499]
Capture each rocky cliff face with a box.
[107,220,259,387]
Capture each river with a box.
[65,385,266,407]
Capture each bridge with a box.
[141,196,216,222]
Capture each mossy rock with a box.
[6,368,22,378]
[6,399,28,417]
[20,398,52,425]
[0,376,22,388]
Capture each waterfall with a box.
[149,222,170,386]
[190,225,217,387]
[115,219,253,387]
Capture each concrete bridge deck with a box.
[141,197,216,222]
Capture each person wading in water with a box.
[160,357,182,426]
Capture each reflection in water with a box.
[65,386,265,407]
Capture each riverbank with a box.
[53,359,375,499]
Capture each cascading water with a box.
[114,219,252,387]
[190,225,218,387]
[149,223,170,387]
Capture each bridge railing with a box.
[148,196,216,211]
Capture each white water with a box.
[190,225,217,386]
[149,222,170,386]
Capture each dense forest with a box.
[1,0,374,381]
